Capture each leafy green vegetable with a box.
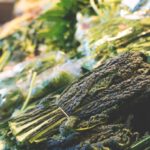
[39,0,92,51]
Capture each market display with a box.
[0,0,149,150]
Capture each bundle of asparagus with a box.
[9,52,150,150]
[0,1,150,150]
[77,16,150,61]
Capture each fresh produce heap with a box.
[0,0,150,150]
[9,52,150,150]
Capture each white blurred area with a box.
[122,0,150,11]
[121,0,150,19]
[122,0,141,10]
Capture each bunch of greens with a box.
[39,0,92,51]
[0,21,44,71]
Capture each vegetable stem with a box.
[58,107,69,119]
[21,72,37,111]
[90,0,100,16]
[130,136,150,150]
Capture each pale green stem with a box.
[90,0,100,16]
[21,72,37,111]
[58,107,69,119]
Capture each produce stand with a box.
[0,0,149,150]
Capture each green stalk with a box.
[0,51,11,71]
[90,0,100,16]
[58,107,69,119]
[21,72,37,111]
[9,102,67,143]
[130,136,150,150]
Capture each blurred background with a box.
[0,0,60,39]
[0,0,58,24]
[0,0,149,30]
[0,1,149,149]
[0,0,150,23]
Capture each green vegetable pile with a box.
[0,0,150,150]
